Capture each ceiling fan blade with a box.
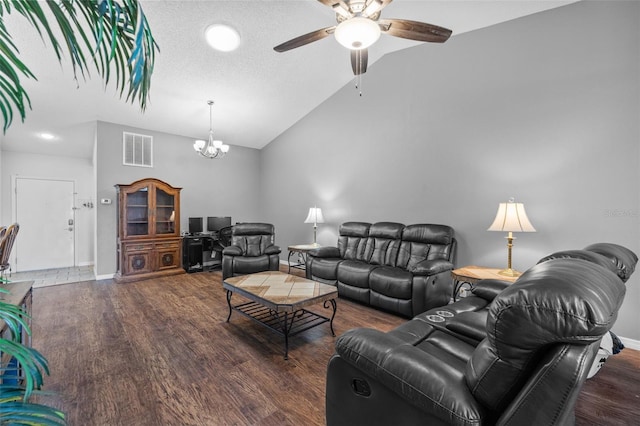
[379,18,452,43]
[274,26,336,52]
[350,48,368,75]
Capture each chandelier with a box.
[193,100,229,159]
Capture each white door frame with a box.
[11,175,77,271]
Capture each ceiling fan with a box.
[274,0,452,76]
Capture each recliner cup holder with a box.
[426,315,445,322]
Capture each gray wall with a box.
[95,121,261,276]
[260,1,640,339]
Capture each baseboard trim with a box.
[95,273,114,280]
[620,337,640,351]
[77,261,94,267]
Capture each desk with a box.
[287,244,320,274]
[182,234,222,273]
[451,265,519,301]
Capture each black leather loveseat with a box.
[325,243,637,426]
[306,222,456,318]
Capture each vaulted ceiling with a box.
[0,0,577,159]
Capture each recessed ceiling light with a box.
[39,132,56,140]
[205,24,241,52]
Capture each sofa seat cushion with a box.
[231,255,270,274]
[370,266,413,299]
[337,260,378,288]
[308,257,342,282]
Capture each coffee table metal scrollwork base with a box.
[223,271,338,359]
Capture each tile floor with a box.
[5,265,95,288]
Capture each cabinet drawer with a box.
[124,242,154,252]
[155,241,180,250]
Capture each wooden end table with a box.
[223,271,337,359]
[451,266,519,301]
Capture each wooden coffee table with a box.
[223,271,338,359]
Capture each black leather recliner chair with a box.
[326,244,635,426]
[222,223,281,280]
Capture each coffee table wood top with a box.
[223,271,337,313]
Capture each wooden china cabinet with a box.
[114,178,185,283]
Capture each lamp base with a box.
[497,268,522,278]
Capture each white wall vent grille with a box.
[123,132,153,167]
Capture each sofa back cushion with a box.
[338,222,371,261]
[364,222,404,266]
[465,258,625,412]
[231,223,275,257]
[396,224,454,270]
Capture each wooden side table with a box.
[451,266,519,301]
[287,244,320,274]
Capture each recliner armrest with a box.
[471,279,512,301]
[308,246,341,258]
[265,245,281,255]
[409,259,453,276]
[335,328,483,423]
[222,246,242,256]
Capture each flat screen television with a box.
[188,217,203,234]
[207,216,232,233]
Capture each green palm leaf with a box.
[0,0,158,132]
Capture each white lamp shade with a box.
[304,207,325,224]
[334,17,381,50]
[488,201,536,233]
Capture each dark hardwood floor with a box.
[30,268,640,425]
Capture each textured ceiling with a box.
[0,0,577,158]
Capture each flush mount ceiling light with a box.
[205,24,241,52]
[334,16,381,50]
[38,132,56,140]
[193,100,229,159]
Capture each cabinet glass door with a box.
[155,187,176,235]
[126,187,149,236]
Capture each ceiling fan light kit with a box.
[334,16,381,49]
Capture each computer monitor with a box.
[207,216,231,233]
[188,217,203,234]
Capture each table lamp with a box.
[488,198,536,277]
[304,206,325,246]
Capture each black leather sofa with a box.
[325,243,637,426]
[306,222,456,318]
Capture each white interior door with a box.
[15,177,75,271]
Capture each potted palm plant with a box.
[0,0,158,423]
[0,290,65,424]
